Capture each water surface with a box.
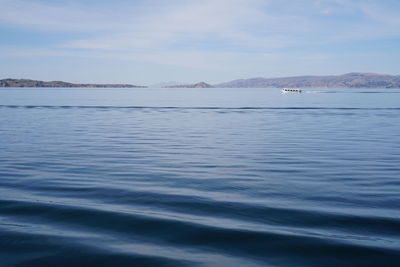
[0,88,399,266]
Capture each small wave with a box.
[1,197,400,266]
[1,97,400,266]
[1,105,400,110]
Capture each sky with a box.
[0,0,399,85]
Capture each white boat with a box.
[281,88,302,93]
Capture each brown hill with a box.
[0,78,146,88]
[215,73,400,88]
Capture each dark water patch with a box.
[0,230,188,267]
[1,198,399,267]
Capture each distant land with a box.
[150,81,188,88]
[215,73,400,88]
[1,73,400,88]
[164,73,400,88]
[165,82,213,88]
[0,79,146,88]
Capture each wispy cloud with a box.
[0,0,399,82]
[2,0,399,50]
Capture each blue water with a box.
[0,88,399,266]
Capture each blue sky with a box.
[0,0,399,85]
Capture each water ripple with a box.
[1,104,400,110]
[1,90,400,266]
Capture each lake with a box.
[0,88,399,266]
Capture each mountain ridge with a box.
[1,73,400,88]
[215,73,400,88]
[0,78,146,88]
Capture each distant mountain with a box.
[215,73,400,88]
[3,73,400,89]
[165,82,213,88]
[0,79,146,88]
[150,81,189,88]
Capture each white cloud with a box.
[0,0,399,77]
